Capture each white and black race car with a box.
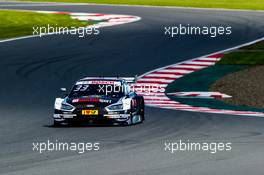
[53,77,145,126]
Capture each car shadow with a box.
[43,123,130,128]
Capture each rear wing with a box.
[80,76,138,84]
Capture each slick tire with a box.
[53,120,62,127]
[139,98,145,122]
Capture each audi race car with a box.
[53,77,145,126]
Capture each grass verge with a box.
[0,10,94,39]
[19,0,264,10]
[217,41,264,65]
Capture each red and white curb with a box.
[132,53,264,117]
[36,11,141,27]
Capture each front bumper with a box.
[53,110,130,123]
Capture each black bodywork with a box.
[54,79,144,126]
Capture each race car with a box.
[53,76,145,126]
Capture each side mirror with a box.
[60,88,67,92]
[60,88,68,97]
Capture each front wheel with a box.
[53,120,62,127]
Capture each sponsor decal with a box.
[86,104,95,108]
[82,110,99,115]
[99,99,112,103]
[72,98,111,103]
[76,81,121,85]
[72,99,79,103]
[90,81,116,85]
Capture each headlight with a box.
[107,104,123,111]
[61,103,75,111]
[55,98,75,111]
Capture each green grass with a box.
[0,10,94,39]
[218,41,264,65]
[19,0,264,10]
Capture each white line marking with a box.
[143,96,170,100]
[183,61,216,65]
[144,74,183,78]
[196,57,221,61]
[137,78,173,83]
[157,69,193,74]
[145,100,179,104]
[6,1,264,13]
[170,65,207,69]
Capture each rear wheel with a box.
[139,98,145,122]
[134,97,144,124]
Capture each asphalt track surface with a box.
[1,2,264,175]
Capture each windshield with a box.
[69,84,124,98]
